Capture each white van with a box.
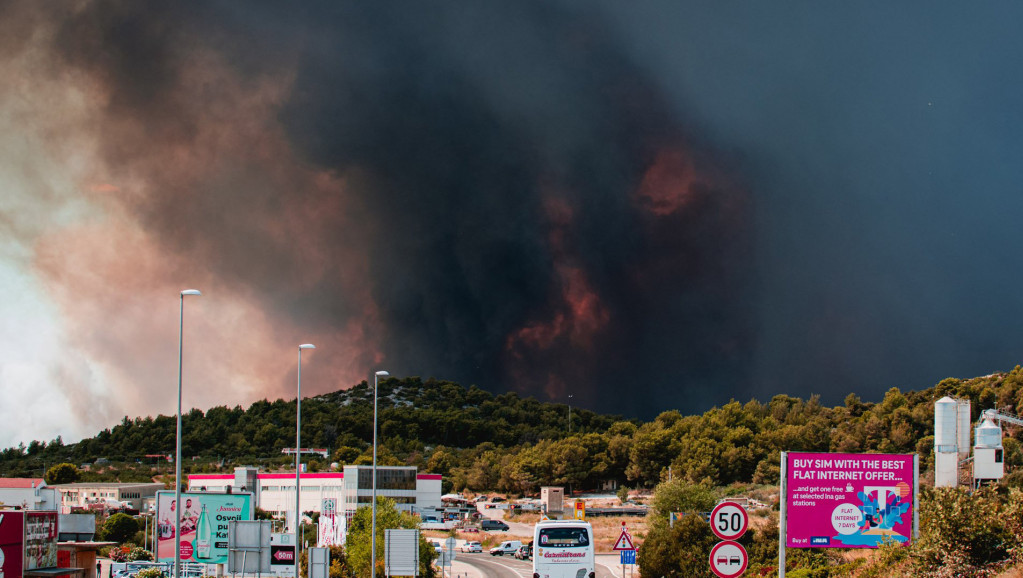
[532,520,594,578]
[489,540,523,556]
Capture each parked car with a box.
[489,540,522,556]
[481,519,509,531]
[460,541,482,553]
[513,544,531,560]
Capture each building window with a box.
[357,469,415,490]
[356,496,415,504]
[996,449,1004,463]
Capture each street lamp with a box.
[296,344,315,578]
[568,394,574,434]
[371,370,389,578]
[175,289,201,578]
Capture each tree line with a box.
[6,368,1023,493]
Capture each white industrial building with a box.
[934,396,1017,487]
[188,466,441,525]
[973,413,1005,483]
[54,482,166,511]
[0,478,60,510]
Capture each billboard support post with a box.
[913,454,920,539]
[778,451,786,578]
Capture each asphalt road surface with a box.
[454,552,621,578]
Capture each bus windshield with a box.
[538,527,589,548]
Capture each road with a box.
[453,552,624,578]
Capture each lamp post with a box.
[296,344,316,578]
[371,370,389,578]
[175,289,201,578]
[568,394,573,434]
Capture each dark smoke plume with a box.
[13,1,754,420]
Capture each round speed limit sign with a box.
[710,501,749,541]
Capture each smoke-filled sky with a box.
[2,1,1023,447]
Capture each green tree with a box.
[101,513,140,544]
[45,462,80,485]
[650,479,717,521]
[912,486,1007,576]
[639,513,715,578]
[344,497,435,578]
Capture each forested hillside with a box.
[5,369,1023,493]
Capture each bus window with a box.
[538,527,589,547]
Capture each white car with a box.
[489,540,522,556]
[460,541,482,553]
[431,541,443,553]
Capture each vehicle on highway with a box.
[489,540,522,556]
[460,541,482,553]
[514,544,532,560]
[430,541,443,553]
[532,520,594,578]
[481,519,509,531]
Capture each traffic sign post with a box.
[613,524,636,578]
[708,502,749,577]
[710,502,749,541]
[442,537,457,578]
[709,541,748,578]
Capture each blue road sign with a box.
[620,550,636,565]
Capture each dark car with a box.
[481,520,509,531]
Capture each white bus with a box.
[532,520,595,578]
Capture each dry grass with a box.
[589,516,647,552]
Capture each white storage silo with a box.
[973,413,1004,483]
[957,399,972,460]
[934,396,959,487]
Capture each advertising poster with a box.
[0,511,24,578]
[156,492,252,564]
[786,452,915,548]
[24,512,58,570]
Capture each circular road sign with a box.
[710,501,749,541]
[709,541,748,578]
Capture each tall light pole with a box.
[568,394,574,434]
[371,370,389,578]
[175,289,201,578]
[296,344,315,578]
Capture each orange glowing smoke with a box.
[504,196,609,399]
[634,148,702,216]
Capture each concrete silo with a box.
[957,398,972,461]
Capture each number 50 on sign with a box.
[710,502,749,541]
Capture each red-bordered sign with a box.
[611,526,635,551]
[709,541,748,578]
[710,502,749,541]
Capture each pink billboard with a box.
[0,511,25,578]
[785,452,915,548]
